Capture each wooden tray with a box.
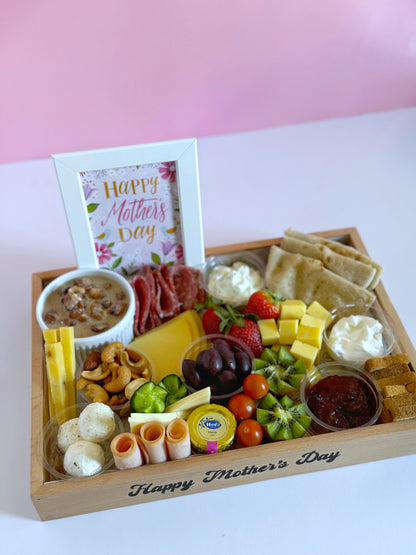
[31,227,416,520]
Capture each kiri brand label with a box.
[79,162,183,276]
[126,450,342,499]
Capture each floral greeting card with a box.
[79,161,183,276]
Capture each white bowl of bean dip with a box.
[36,268,135,365]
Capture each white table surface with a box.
[1,108,415,553]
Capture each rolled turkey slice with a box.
[110,432,143,470]
[138,421,168,464]
[166,418,191,460]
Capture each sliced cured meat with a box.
[131,274,152,335]
[190,267,206,305]
[145,266,162,330]
[131,264,206,336]
[160,264,176,294]
[170,264,199,311]
[153,266,180,319]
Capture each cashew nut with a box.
[125,377,148,400]
[84,383,110,403]
[108,394,127,407]
[81,363,112,382]
[76,377,90,390]
[104,365,131,393]
[120,350,147,372]
[101,341,125,363]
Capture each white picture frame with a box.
[52,139,205,275]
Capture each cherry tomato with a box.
[243,373,269,400]
[237,419,263,447]
[227,393,256,422]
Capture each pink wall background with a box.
[1,0,416,164]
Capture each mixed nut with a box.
[76,342,152,415]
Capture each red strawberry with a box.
[244,290,281,320]
[202,308,222,334]
[228,318,263,358]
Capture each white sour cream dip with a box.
[207,262,263,307]
[327,315,385,365]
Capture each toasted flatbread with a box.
[281,235,376,288]
[284,228,383,289]
[265,245,375,311]
[364,353,410,372]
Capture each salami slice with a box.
[191,267,206,305]
[145,266,162,330]
[169,264,199,311]
[130,274,151,335]
[153,266,180,320]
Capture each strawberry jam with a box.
[307,375,377,429]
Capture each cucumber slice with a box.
[158,374,188,407]
[130,381,168,413]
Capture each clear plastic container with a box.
[43,403,124,480]
[198,250,266,307]
[322,303,395,368]
[300,362,383,434]
[77,346,155,417]
[179,334,254,405]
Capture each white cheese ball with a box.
[57,417,82,453]
[63,440,106,477]
[78,402,116,442]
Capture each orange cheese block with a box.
[127,310,205,382]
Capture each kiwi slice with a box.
[256,393,311,440]
[254,347,306,398]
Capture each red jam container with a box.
[300,362,383,434]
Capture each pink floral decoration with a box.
[158,161,176,183]
[161,240,175,255]
[95,242,113,265]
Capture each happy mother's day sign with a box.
[79,162,183,276]
[53,139,204,273]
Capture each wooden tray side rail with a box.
[30,228,416,520]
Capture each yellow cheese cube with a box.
[290,340,319,369]
[296,323,323,349]
[280,299,306,320]
[306,301,332,327]
[258,319,279,346]
[300,313,326,332]
[278,319,298,345]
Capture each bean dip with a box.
[42,275,129,338]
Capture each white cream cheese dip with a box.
[207,262,263,307]
[327,315,385,365]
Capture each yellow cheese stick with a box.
[44,342,68,425]
[43,328,59,344]
[59,327,77,417]
[47,384,55,419]
[43,329,59,418]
